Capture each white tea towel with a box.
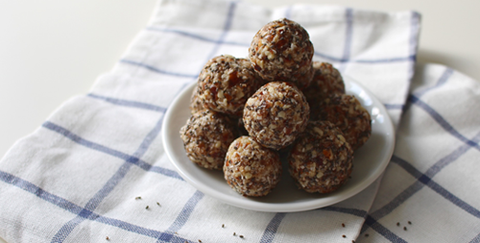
[1,0,478,242]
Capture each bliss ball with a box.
[303,62,346,120]
[319,93,372,150]
[289,121,354,194]
[189,85,206,115]
[180,110,237,170]
[248,18,314,90]
[223,136,282,197]
[196,55,263,117]
[243,82,310,150]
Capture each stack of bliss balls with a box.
[180,18,372,197]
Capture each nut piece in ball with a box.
[243,82,310,150]
[196,55,263,117]
[248,18,314,90]
[303,62,346,120]
[289,121,354,193]
[224,136,282,197]
[180,110,237,170]
[319,93,372,150]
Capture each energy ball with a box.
[180,110,237,170]
[189,85,206,114]
[320,94,372,150]
[303,62,346,120]
[196,55,263,117]
[224,136,282,197]
[248,18,314,90]
[289,121,354,194]
[243,82,310,150]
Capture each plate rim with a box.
[161,76,395,212]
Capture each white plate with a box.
[161,77,395,212]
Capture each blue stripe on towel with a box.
[409,95,480,151]
[407,11,421,81]
[259,213,286,243]
[50,109,167,241]
[202,1,237,65]
[414,67,453,98]
[0,170,194,242]
[420,176,480,219]
[363,132,480,237]
[157,191,205,242]
[87,93,167,113]
[361,125,480,240]
[119,59,199,78]
[339,8,354,72]
[146,26,248,47]
[469,232,480,243]
[41,121,182,180]
[321,206,367,218]
[384,103,404,110]
[370,135,479,220]
[0,171,84,215]
[364,215,408,243]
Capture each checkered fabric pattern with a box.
[1,0,479,242]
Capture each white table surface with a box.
[0,0,479,242]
